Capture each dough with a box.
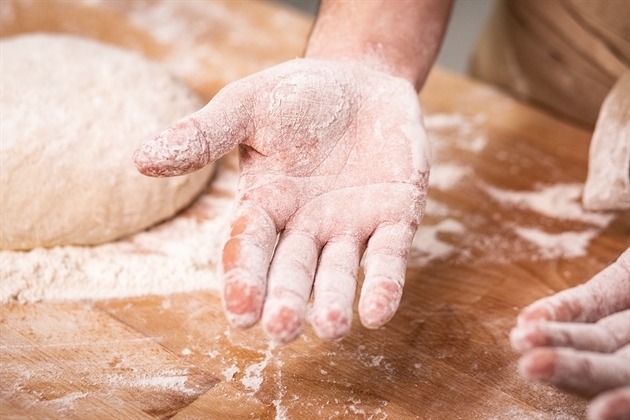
[0,33,214,250]
[582,71,630,211]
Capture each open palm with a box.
[134,59,430,342]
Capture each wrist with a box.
[305,36,425,91]
[305,0,452,92]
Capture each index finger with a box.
[517,248,630,326]
[221,202,277,328]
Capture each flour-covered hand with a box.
[510,248,630,420]
[133,59,430,343]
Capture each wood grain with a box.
[1,1,628,419]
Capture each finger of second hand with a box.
[359,223,415,329]
[519,345,630,397]
[221,206,277,329]
[517,249,630,327]
[511,309,630,354]
[311,238,363,341]
[587,385,630,420]
[262,230,320,344]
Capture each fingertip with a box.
[132,141,161,177]
[311,238,361,341]
[262,231,319,344]
[588,387,630,420]
[517,305,554,327]
[311,303,352,341]
[358,279,402,329]
[262,300,305,344]
[510,325,547,353]
[222,276,264,329]
[510,327,531,353]
[518,348,557,381]
[220,224,274,329]
[132,119,211,177]
[225,311,260,330]
[360,223,411,330]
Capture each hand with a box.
[510,248,630,420]
[134,59,430,343]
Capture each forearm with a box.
[306,0,453,91]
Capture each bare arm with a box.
[307,0,453,91]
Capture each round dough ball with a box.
[0,33,214,250]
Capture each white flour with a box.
[222,364,240,382]
[42,392,89,410]
[484,183,615,227]
[108,370,196,396]
[408,113,618,266]
[513,227,599,259]
[240,343,276,393]
[408,219,466,266]
[407,180,617,266]
[424,112,488,154]
[424,198,451,217]
[429,163,471,190]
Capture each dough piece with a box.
[0,34,214,250]
[582,71,630,211]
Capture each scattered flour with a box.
[43,392,88,409]
[125,1,252,84]
[424,113,468,129]
[370,355,384,367]
[424,198,451,217]
[410,180,618,266]
[0,156,238,303]
[429,163,471,190]
[514,228,599,259]
[408,219,466,267]
[274,398,288,420]
[222,364,240,382]
[484,183,615,227]
[241,342,276,393]
[107,368,197,395]
[273,357,287,419]
[241,361,266,392]
[424,112,488,154]
[477,182,617,261]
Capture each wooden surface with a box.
[1,1,629,419]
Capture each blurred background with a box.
[278,0,497,75]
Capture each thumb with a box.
[133,80,253,177]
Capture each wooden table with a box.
[1,1,628,419]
